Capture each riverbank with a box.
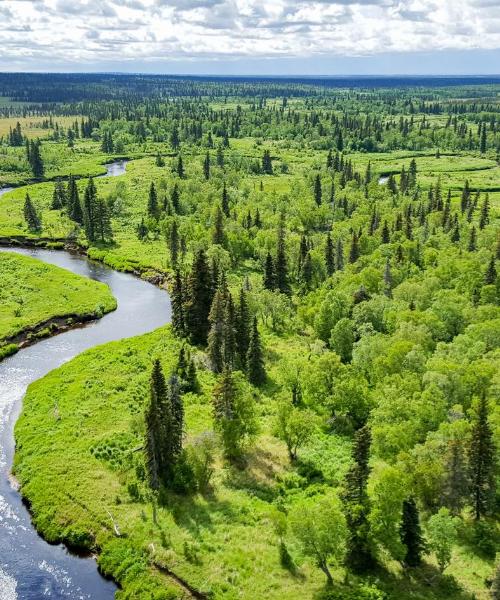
[0,250,116,360]
[0,247,172,599]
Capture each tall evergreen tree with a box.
[23,193,41,232]
[82,177,98,242]
[247,316,266,386]
[275,213,291,295]
[342,425,374,573]
[203,152,210,180]
[207,287,228,373]
[314,173,322,206]
[177,154,185,178]
[147,182,158,218]
[212,206,225,246]
[235,287,251,368]
[383,258,393,297]
[67,175,83,224]
[221,182,230,217]
[400,498,425,567]
[349,231,360,263]
[479,194,490,230]
[264,252,276,290]
[185,249,212,345]
[325,232,335,277]
[469,396,496,520]
[29,140,44,178]
[94,197,113,243]
[484,256,497,285]
[171,270,185,336]
[51,179,66,210]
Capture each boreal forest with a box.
[0,73,499,600]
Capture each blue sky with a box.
[0,0,499,74]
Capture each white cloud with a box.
[0,0,499,66]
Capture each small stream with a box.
[0,159,168,600]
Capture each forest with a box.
[0,75,499,600]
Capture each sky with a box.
[0,0,499,74]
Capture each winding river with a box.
[0,160,169,599]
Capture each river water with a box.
[0,160,169,599]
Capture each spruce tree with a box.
[383,258,393,297]
[67,175,83,224]
[235,287,250,368]
[314,174,322,206]
[381,220,390,244]
[51,179,66,210]
[177,154,184,178]
[94,198,113,243]
[212,206,225,246]
[275,213,291,295]
[400,498,425,567]
[203,151,210,180]
[221,182,230,217]
[479,195,490,230]
[349,231,360,263]
[185,249,212,345]
[468,226,477,252]
[336,239,344,271]
[325,232,335,277]
[207,287,227,373]
[137,217,148,240]
[29,140,44,178]
[23,194,42,232]
[264,252,276,290]
[247,316,266,386]
[171,183,180,213]
[469,396,496,520]
[342,425,374,573]
[484,256,497,285]
[83,177,98,242]
[171,270,185,336]
[147,182,158,218]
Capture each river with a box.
[0,160,169,599]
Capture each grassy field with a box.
[13,324,495,600]
[0,251,116,348]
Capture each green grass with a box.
[0,251,116,344]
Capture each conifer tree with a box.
[314,174,322,206]
[29,140,44,178]
[185,249,212,345]
[203,152,210,180]
[441,439,469,515]
[155,153,165,167]
[349,231,360,263]
[336,239,344,271]
[177,154,185,178]
[300,252,313,290]
[171,270,185,336]
[480,124,487,154]
[23,193,42,232]
[381,220,390,244]
[325,232,335,277]
[469,396,496,520]
[262,149,273,174]
[137,217,148,240]
[342,425,374,573]
[484,256,497,285]
[468,226,477,252]
[221,182,230,217]
[83,177,98,242]
[171,183,180,213]
[264,252,276,290]
[383,258,393,297]
[275,213,291,295]
[207,287,227,373]
[400,498,425,567]
[235,287,250,368]
[247,316,266,386]
[212,206,225,246]
[169,220,179,266]
[147,182,158,218]
[51,179,66,210]
[94,197,113,243]
[222,294,237,369]
[479,194,490,230]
